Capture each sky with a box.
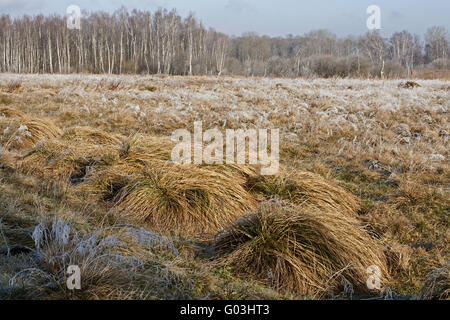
[0,0,449,37]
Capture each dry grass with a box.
[116,162,258,236]
[19,138,119,183]
[420,267,450,300]
[398,81,421,89]
[247,170,360,217]
[1,216,188,300]
[5,80,22,93]
[416,70,450,80]
[0,106,63,150]
[0,74,448,299]
[213,199,389,298]
[63,127,123,145]
[0,106,26,118]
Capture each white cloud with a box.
[0,0,24,7]
[225,0,256,14]
[0,0,46,11]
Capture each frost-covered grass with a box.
[0,74,448,299]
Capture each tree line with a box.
[0,8,449,77]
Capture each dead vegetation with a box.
[399,81,422,89]
[108,80,122,91]
[420,267,450,300]
[213,199,389,298]
[5,80,22,93]
[0,74,448,300]
[116,163,258,236]
[0,106,63,150]
[247,170,360,217]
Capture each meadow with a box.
[0,74,448,299]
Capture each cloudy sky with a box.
[1,0,449,37]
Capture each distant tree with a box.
[425,26,449,63]
[0,10,448,77]
[360,31,388,78]
[390,31,415,75]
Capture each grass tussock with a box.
[117,134,173,164]
[19,139,120,183]
[213,199,389,298]
[206,163,261,183]
[0,107,63,150]
[1,217,183,300]
[79,134,176,199]
[1,75,448,299]
[420,267,450,300]
[0,106,26,118]
[63,127,123,146]
[247,170,360,217]
[116,162,258,236]
[0,146,15,170]
[20,119,64,146]
[383,242,412,275]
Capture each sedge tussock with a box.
[0,146,15,170]
[80,165,135,201]
[21,118,63,145]
[81,135,176,197]
[118,134,174,166]
[205,163,261,184]
[19,139,120,182]
[30,219,132,299]
[116,162,258,236]
[0,116,21,148]
[0,107,62,150]
[0,106,27,118]
[247,170,360,217]
[22,218,180,299]
[420,267,450,300]
[383,242,412,274]
[213,199,389,298]
[63,127,123,146]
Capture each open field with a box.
[0,74,448,300]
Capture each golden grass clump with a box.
[205,163,261,183]
[21,118,63,145]
[117,134,174,166]
[81,134,176,197]
[115,162,258,236]
[0,116,19,144]
[0,106,26,118]
[80,164,135,202]
[420,267,450,300]
[26,218,137,299]
[383,242,412,274]
[17,126,126,182]
[0,145,16,170]
[0,106,63,150]
[63,126,123,146]
[213,199,389,298]
[247,170,360,217]
[19,139,120,183]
